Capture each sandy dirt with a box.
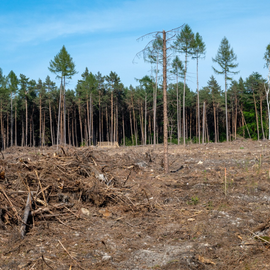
[1,140,270,269]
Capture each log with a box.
[21,192,33,238]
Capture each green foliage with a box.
[48,45,77,79]
[212,37,239,81]
[264,43,270,67]
[193,32,206,59]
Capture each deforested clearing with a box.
[1,140,270,269]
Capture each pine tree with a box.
[48,45,77,147]
[212,37,239,142]
[174,24,195,145]
[264,44,270,139]
[193,32,206,143]
[7,70,18,147]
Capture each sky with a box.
[0,0,270,92]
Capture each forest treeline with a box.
[0,25,270,149]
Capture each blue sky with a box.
[0,0,269,91]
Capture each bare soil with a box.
[1,140,270,269]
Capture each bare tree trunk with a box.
[132,96,137,145]
[72,108,75,146]
[6,112,9,148]
[202,101,206,144]
[153,51,159,145]
[190,110,192,140]
[49,101,53,145]
[57,79,62,150]
[21,120,24,147]
[15,104,17,146]
[122,112,125,146]
[78,99,83,145]
[68,110,71,145]
[0,101,4,150]
[260,96,265,139]
[163,30,169,173]
[101,108,104,141]
[106,106,109,141]
[197,57,200,144]
[91,93,94,145]
[183,52,187,146]
[235,96,238,140]
[25,96,28,146]
[265,83,270,140]
[39,93,42,146]
[63,76,66,145]
[145,93,147,145]
[10,93,13,147]
[99,91,101,143]
[111,90,114,143]
[129,109,134,145]
[75,108,78,147]
[176,74,180,145]
[214,105,217,143]
[43,111,45,146]
[115,97,118,143]
[86,94,90,145]
[253,91,260,140]
[225,73,228,142]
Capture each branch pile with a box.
[0,146,156,237]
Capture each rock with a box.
[102,255,112,261]
[81,208,90,216]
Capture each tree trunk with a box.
[86,94,90,146]
[235,96,238,140]
[214,105,217,143]
[163,30,169,173]
[132,96,137,145]
[176,74,180,145]
[253,91,260,140]
[10,93,13,147]
[63,76,66,145]
[265,85,270,140]
[122,111,125,146]
[153,50,159,145]
[145,93,147,145]
[49,101,53,145]
[225,72,228,142]
[111,90,114,143]
[0,101,3,150]
[197,57,200,144]
[25,95,28,146]
[183,52,187,146]
[78,99,83,145]
[15,104,17,146]
[99,91,101,143]
[129,109,134,145]
[202,101,206,144]
[260,95,265,139]
[57,79,62,149]
[106,106,109,141]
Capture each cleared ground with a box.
[1,140,270,269]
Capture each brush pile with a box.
[0,146,156,238]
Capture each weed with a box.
[191,196,199,205]
[207,201,214,210]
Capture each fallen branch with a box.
[58,240,86,270]
[0,185,20,221]
[35,170,48,206]
[21,191,34,238]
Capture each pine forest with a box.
[1,25,270,150]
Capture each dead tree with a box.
[135,26,184,174]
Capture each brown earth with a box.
[1,140,270,269]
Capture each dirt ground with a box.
[1,140,270,269]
